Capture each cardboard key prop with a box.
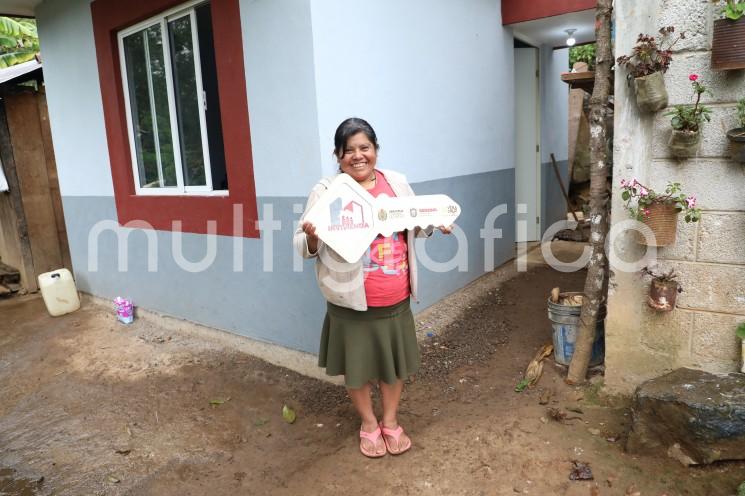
[304,174,461,263]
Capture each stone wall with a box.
[606,0,745,394]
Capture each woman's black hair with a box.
[333,117,380,159]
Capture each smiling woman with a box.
[334,118,379,186]
[294,117,452,459]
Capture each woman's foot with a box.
[359,422,386,458]
[379,421,411,455]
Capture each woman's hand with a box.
[438,225,454,235]
[302,221,320,253]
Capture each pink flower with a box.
[689,74,699,81]
[643,208,651,217]
[620,178,627,187]
[631,177,639,187]
[638,186,649,197]
[685,195,697,208]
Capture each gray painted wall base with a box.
[62,169,515,354]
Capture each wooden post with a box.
[566,0,613,384]
[5,89,64,279]
[0,98,37,291]
[37,88,72,271]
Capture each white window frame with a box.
[118,0,227,197]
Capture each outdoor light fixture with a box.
[565,29,577,46]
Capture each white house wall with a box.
[309,0,515,181]
[241,0,323,197]
[37,0,113,197]
[539,46,569,235]
[540,47,569,165]
[35,0,517,354]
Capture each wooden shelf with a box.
[561,71,596,92]
[561,70,614,95]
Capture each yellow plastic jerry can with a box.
[38,269,81,317]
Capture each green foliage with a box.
[0,17,39,69]
[0,51,36,68]
[620,179,702,223]
[736,97,745,128]
[712,0,745,20]
[569,44,596,70]
[667,104,712,131]
[737,323,745,341]
[0,17,36,38]
[665,76,712,132]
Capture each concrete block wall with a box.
[606,0,745,394]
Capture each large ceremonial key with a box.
[303,174,461,263]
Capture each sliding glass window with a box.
[119,1,227,195]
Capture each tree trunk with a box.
[566,0,613,384]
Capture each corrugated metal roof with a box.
[0,59,42,86]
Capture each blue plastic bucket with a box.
[547,293,605,366]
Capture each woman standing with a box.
[294,117,451,458]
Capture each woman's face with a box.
[338,132,377,183]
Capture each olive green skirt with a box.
[318,298,420,389]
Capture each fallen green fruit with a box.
[282,405,296,424]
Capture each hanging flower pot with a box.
[647,278,680,312]
[665,75,711,157]
[634,72,669,112]
[668,129,702,157]
[639,203,679,246]
[642,267,681,312]
[617,28,683,113]
[621,179,701,247]
[727,127,745,162]
[712,17,745,70]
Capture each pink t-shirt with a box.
[362,171,410,307]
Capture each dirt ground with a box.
[2,249,744,495]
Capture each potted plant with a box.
[727,97,745,162]
[711,0,745,70]
[617,27,686,112]
[738,323,745,373]
[665,74,712,157]
[641,266,682,312]
[620,178,702,246]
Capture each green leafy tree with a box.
[0,17,39,69]
[569,44,596,70]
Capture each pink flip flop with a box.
[359,426,386,458]
[379,422,411,455]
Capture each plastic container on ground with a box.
[38,269,80,317]
[547,292,605,366]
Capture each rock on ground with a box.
[626,367,745,465]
